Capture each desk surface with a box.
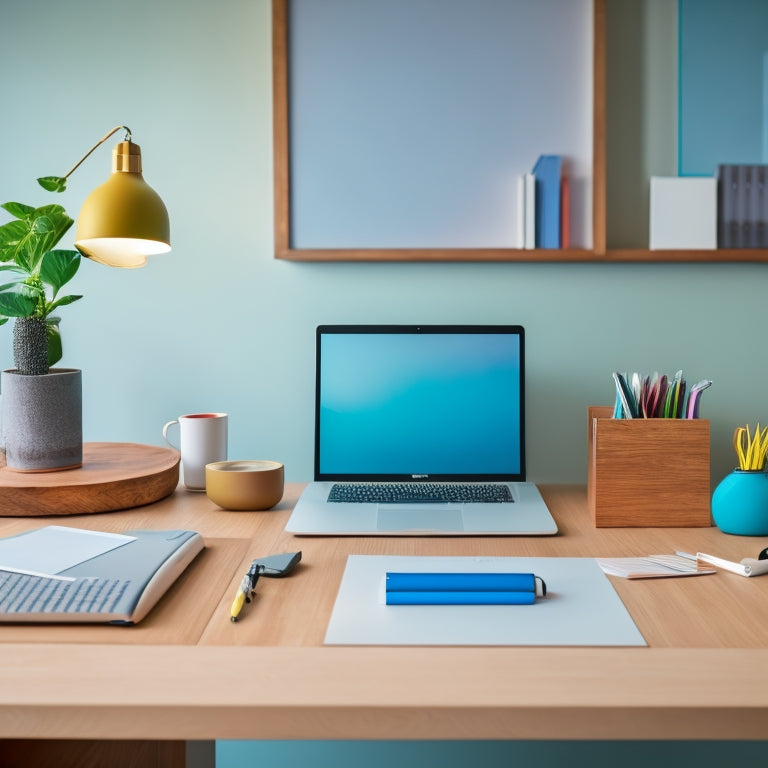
[0,483,767,741]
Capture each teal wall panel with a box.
[216,740,768,768]
[679,0,768,174]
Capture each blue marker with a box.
[386,590,537,606]
[385,572,546,605]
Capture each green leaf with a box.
[46,320,62,367]
[0,218,27,242]
[0,265,26,276]
[0,220,28,259]
[34,204,68,219]
[40,249,80,294]
[0,217,40,270]
[0,291,36,317]
[47,294,82,314]
[0,317,8,327]
[1,202,34,220]
[0,204,74,270]
[32,206,73,263]
[37,176,67,193]
[31,216,54,234]
[14,243,36,274]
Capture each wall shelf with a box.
[272,0,766,264]
[276,248,596,263]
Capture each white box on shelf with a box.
[649,176,717,249]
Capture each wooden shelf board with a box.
[605,248,768,263]
[277,247,768,263]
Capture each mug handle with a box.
[162,419,180,450]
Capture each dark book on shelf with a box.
[717,165,738,247]
[757,166,768,247]
[748,165,763,247]
[736,165,750,248]
[717,164,768,248]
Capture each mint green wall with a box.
[1,0,764,488]
[3,1,767,764]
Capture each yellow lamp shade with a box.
[74,141,170,268]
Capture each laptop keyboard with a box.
[328,482,513,504]
[0,569,131,615]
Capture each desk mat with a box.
[325,555,646,646]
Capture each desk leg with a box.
[0,740,185,767]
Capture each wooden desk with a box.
[0,484,767,765]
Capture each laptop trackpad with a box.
[376,505,464,532]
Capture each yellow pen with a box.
[230,563,264,622]
[230,586,247,622]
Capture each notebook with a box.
[286,325,557,535]
[0,526,204,624]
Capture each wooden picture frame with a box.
[272,0,602,262]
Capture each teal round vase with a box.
[711,469,768,535]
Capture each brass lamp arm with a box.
[36,124,170,267]
[61,126,132,180]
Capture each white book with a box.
[515,174,526,248]
[524,172,536,249]
[649,176,716,249]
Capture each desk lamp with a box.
[39,125,170,268]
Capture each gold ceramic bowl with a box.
[205,460,284,510]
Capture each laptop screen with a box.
[315,325,525,481]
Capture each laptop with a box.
[286,325,557,536]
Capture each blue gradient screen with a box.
[317,330,523,478]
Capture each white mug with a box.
[163,412,228,490]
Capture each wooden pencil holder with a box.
[587,406,711,527]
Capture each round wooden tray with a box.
[0,442,180,516]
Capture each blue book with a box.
[532,155,562,248]
[385,572,538,593]
[385,590,536,606]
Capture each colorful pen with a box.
[685,379,712,419]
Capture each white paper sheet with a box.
[325,555,647,647]
[597,554,716,579]
[0,526,135,574]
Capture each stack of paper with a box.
[596,554,715,579]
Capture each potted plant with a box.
[0,183,84,472]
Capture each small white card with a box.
[597,554,716,579]
[0,526,135,575]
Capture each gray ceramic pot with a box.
[1,368,83,472]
